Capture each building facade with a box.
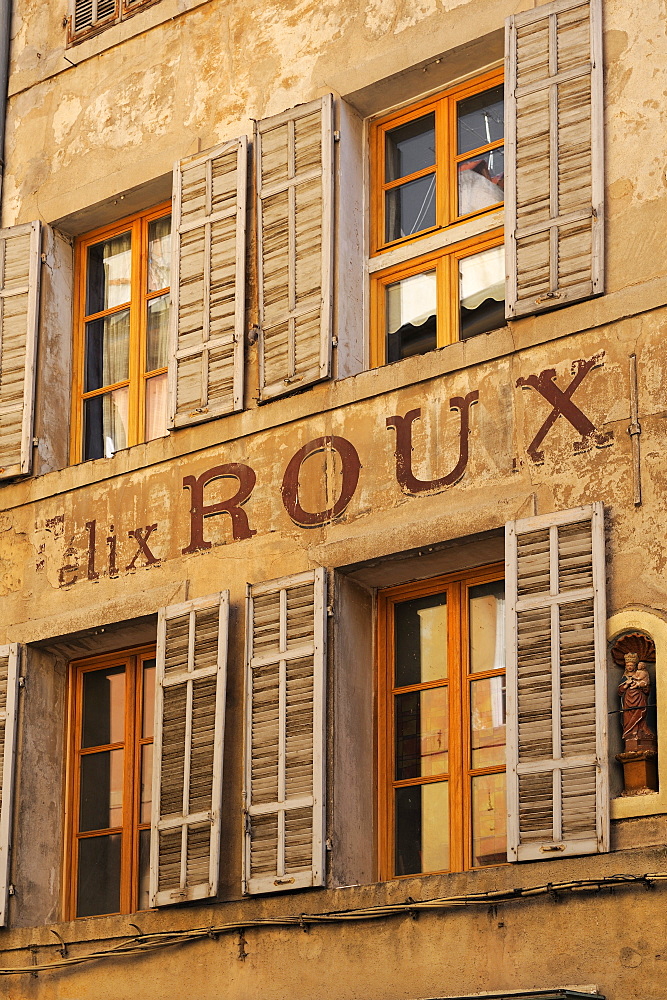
[0,0,665,996]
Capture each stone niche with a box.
[611,631,658,795]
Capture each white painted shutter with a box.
[0,645,20,927]
[243,568,326,894]
[150,594,228,906]
[505,503,608,861]
[169,137,247,428]
[255,96,334,402]
[505,0,603,318]
[0,223,40,480]
[70,0,117,35]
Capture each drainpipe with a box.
[0,0,11,222]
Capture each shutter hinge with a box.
[7,884,15,896]
[333,130,341,142]
[247,325,260,345]
[327,605,334,617]
[325,838,333,852]
[18,676,26,689]
[244,811,251,834]
[331,336,338,348]
[32,437,39,447]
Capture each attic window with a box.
[67,0,163,44]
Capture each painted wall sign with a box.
[33,356,612,587]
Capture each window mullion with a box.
[127,217,143,448]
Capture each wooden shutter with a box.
[0,223,40,480]
[70,0,117,35]
[255,96,334,402]
[243,568,326,894]
[0,645,20,927]
[505,503,608,861]
[168,137,247,429]
[505,0,603,318]
[150,594,228,906]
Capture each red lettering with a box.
[281,436,361,527]
[182,464,256,554]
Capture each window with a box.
[377,565,506,878]
[370,71,505,366]
[65,647,155,918]
[71,204,171,463]
[67,0,163,44]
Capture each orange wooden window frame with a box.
[369,70,504,368]
[70,201,171,465]
[377,564,505,881]
[64,645,156,920]
[370,226,504,367]
[370,67,504,257]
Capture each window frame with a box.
[377,562,506,880]
[64,644,156,920]
[70,201,171,465]
[369,67,505,368]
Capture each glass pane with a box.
[394,592,448,687]
[470,676,506,768]
[386,269,437,364]
[82,666,125,747]
[83,385,129,461]
[459,245,505,341]
[84,309,130,392]
[142,660,156,738]
[77,834,121,917]
[86,232,132,314]
[79,749,124,831]
[145,372,168,441]
[395,687,448,779]
[471,771,506,867]
[385,113,435,181]
[140,744,153,823]
[395,781,449,875]
[457,148,504,216]
[469,580,505,673]
[457,84,504,155]
[148,215,171,292]
[138,828,151,910]
[146,292,170,372]
[385,173,436,243]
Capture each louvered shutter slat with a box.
[256,97,334,402]
[0,645,20,926]
[150,595,228,906]
[505,0,603,318]
[0,223,40,479]
[505,504,608,861]
[72,0,117,33]
[169,139,247,429]
[244,569,326,894]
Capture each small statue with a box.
[617,651,656,751]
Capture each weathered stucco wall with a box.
[1,0,666,995]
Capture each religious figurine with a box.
[611,632,658,795]
[617,651,656,751]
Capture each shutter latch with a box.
[540,843,566,852]
[535,291,561,305]
[274,877,295,886]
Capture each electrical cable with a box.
[1,872,664,976]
